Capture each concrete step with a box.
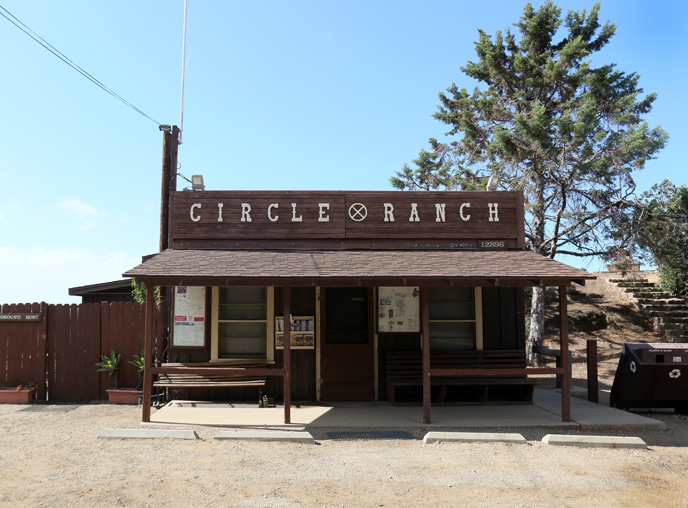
[627,290,675,298]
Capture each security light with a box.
[191,174,205,191]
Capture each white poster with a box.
[173,286,206,347]
[378,287,420,333]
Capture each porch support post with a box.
[283,286,291,424]
[421,287,431,424]
[142,284,155,423]
[559,286,571,422]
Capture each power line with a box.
[0,4,162,126]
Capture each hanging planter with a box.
[0,385,36,404]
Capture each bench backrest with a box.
[385,350,527,379]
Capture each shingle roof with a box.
[124,249,594,286]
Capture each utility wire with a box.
[0,4,162,126]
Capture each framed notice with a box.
[172,286,206,348]
[377,287,420,333]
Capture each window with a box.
[428,287,482,350]
[211,287,274,361]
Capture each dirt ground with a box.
[1,278,687,508]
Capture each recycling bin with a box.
[610,343,688,413]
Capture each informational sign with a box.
[0,313,42,322]
[377,287,420,333]
[172,286,206,347]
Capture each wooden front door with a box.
[320,287,374,401]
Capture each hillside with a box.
[539,275,665,404]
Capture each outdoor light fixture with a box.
[486,173,500,191]
[191,174,205,191]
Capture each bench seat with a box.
[385,350,536,405]
[153,361,267,389]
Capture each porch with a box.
[146,388,665,432]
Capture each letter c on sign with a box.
[190,203,202,222]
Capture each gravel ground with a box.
[1,402,687,508]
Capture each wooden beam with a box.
[559,286,571,422]
[421,287,431,424]
[151,366,285,376]
[142,285,155,423]
[283,286,291,424]
[430,367,562,377]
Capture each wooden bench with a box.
[385,350,536,405]
[154,360,268,389]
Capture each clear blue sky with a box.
[1,1,686,303]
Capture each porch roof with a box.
[123,248,594,287]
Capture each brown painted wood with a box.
[142,286,155,423]
[587,339,599,403]
[171,191,522,248]
[320,288,375,401]
[421,288,431,423]
[283,286,291,424]
[559,286,571,422]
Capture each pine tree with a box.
[391,1,667,362]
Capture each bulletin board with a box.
[172,286,206,348]
[377,287,420,333]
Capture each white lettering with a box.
[488,202,499,222]
[318,203,330,222]
[459,202,471,221]
[190,203,202,222]
[384,203,395,222]
[409,203,420,222]
[241,203,252,222]
[291,202,302,222]
[267,203,279,222]
[217,203,224,222]
[435,203,446,223]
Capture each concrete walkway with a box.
[147,388,664,431]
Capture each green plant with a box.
[129,350,145,390]
[131,278,159,304]
[96,350,120,389]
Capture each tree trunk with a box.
[527,171,547,366]
[528,287,545,366]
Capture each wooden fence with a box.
[1,302,165,402]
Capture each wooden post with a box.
[587,339,599,403]
[421,287,431,424]
[283,287,291,424]
[142,284,155,423]
[160,125,179,252]
[558,286,571,422]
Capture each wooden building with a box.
[124,190,593,423]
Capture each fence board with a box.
[3,301,159,402]
[0,303,47,399]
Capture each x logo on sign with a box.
[348,203,368,222]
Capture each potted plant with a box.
[0,382,36,404]
[97,350,143,404]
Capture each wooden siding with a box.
[171,190,523,249]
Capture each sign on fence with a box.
[0,313,42,322]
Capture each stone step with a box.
[642,303,687,311]
[635,297,686,305]
[613,281,656,288]
[607,278,649,284]
[626,290,674,297]
[647,311,688,319]
[664,325,688,334]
